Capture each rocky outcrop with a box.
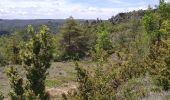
[109,10,146,25]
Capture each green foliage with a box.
[154,37,170,90]
[5,66,24,99]
[142,6,159,42]
[142,1,170,44]
[0,36,11,66]
[110,13,149,80]
[117,54,146,81]
[1,1,170,99]
[74,59,147,99]
[0,91,4,100]
[117,78,149,99]
[73,6,166,99]
[158,0,170,20]
[75,62,94,100]
[81,21,98,51]
[20,25,53,99]
[8,30,24,64]
[74,60,119,99]
[0,30,26,66]
[60,17,89,60]
[52,34,63,61]
[92,62,115,99]
[142,1,170,91]
[95,22,113,51]
[92,22,113,60]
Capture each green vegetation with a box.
[20,25,53,99]
[0,91,4,100]
[59,17,89,60]
[0,0,169,99]
[6,66,24,99]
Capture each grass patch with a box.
[46,79,64,87]
[46,75,76,87]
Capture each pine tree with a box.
[60,17,88,60]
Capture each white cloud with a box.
[0,0,151,19]
[106,0,126,4]
[165,0,170,2]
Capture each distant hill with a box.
[0,19,65,35]
[0,19,95,35]
[0,10,148,36]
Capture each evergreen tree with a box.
[20,25,53,99]
[60,17,88,60]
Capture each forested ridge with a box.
[0,0,170,99]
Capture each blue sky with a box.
[0,0,163,19]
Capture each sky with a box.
[0,0,165,19]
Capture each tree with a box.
[157,0,170,21]
[93,22,113,60]
[60,17,88,60]
[157,0,170,38]
[142,1,170,45]
[20,25,53,99]
[95,22,113,52]
[142,6,158,43]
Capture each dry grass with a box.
[0,61,95,98]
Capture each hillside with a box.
[0,19,95,35]
[0,10,147,36]
[0,1,170,99]
[0,19,64,35]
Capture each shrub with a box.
[0,91,4,100]
[20,25,53,99]
[5,66,24,99]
